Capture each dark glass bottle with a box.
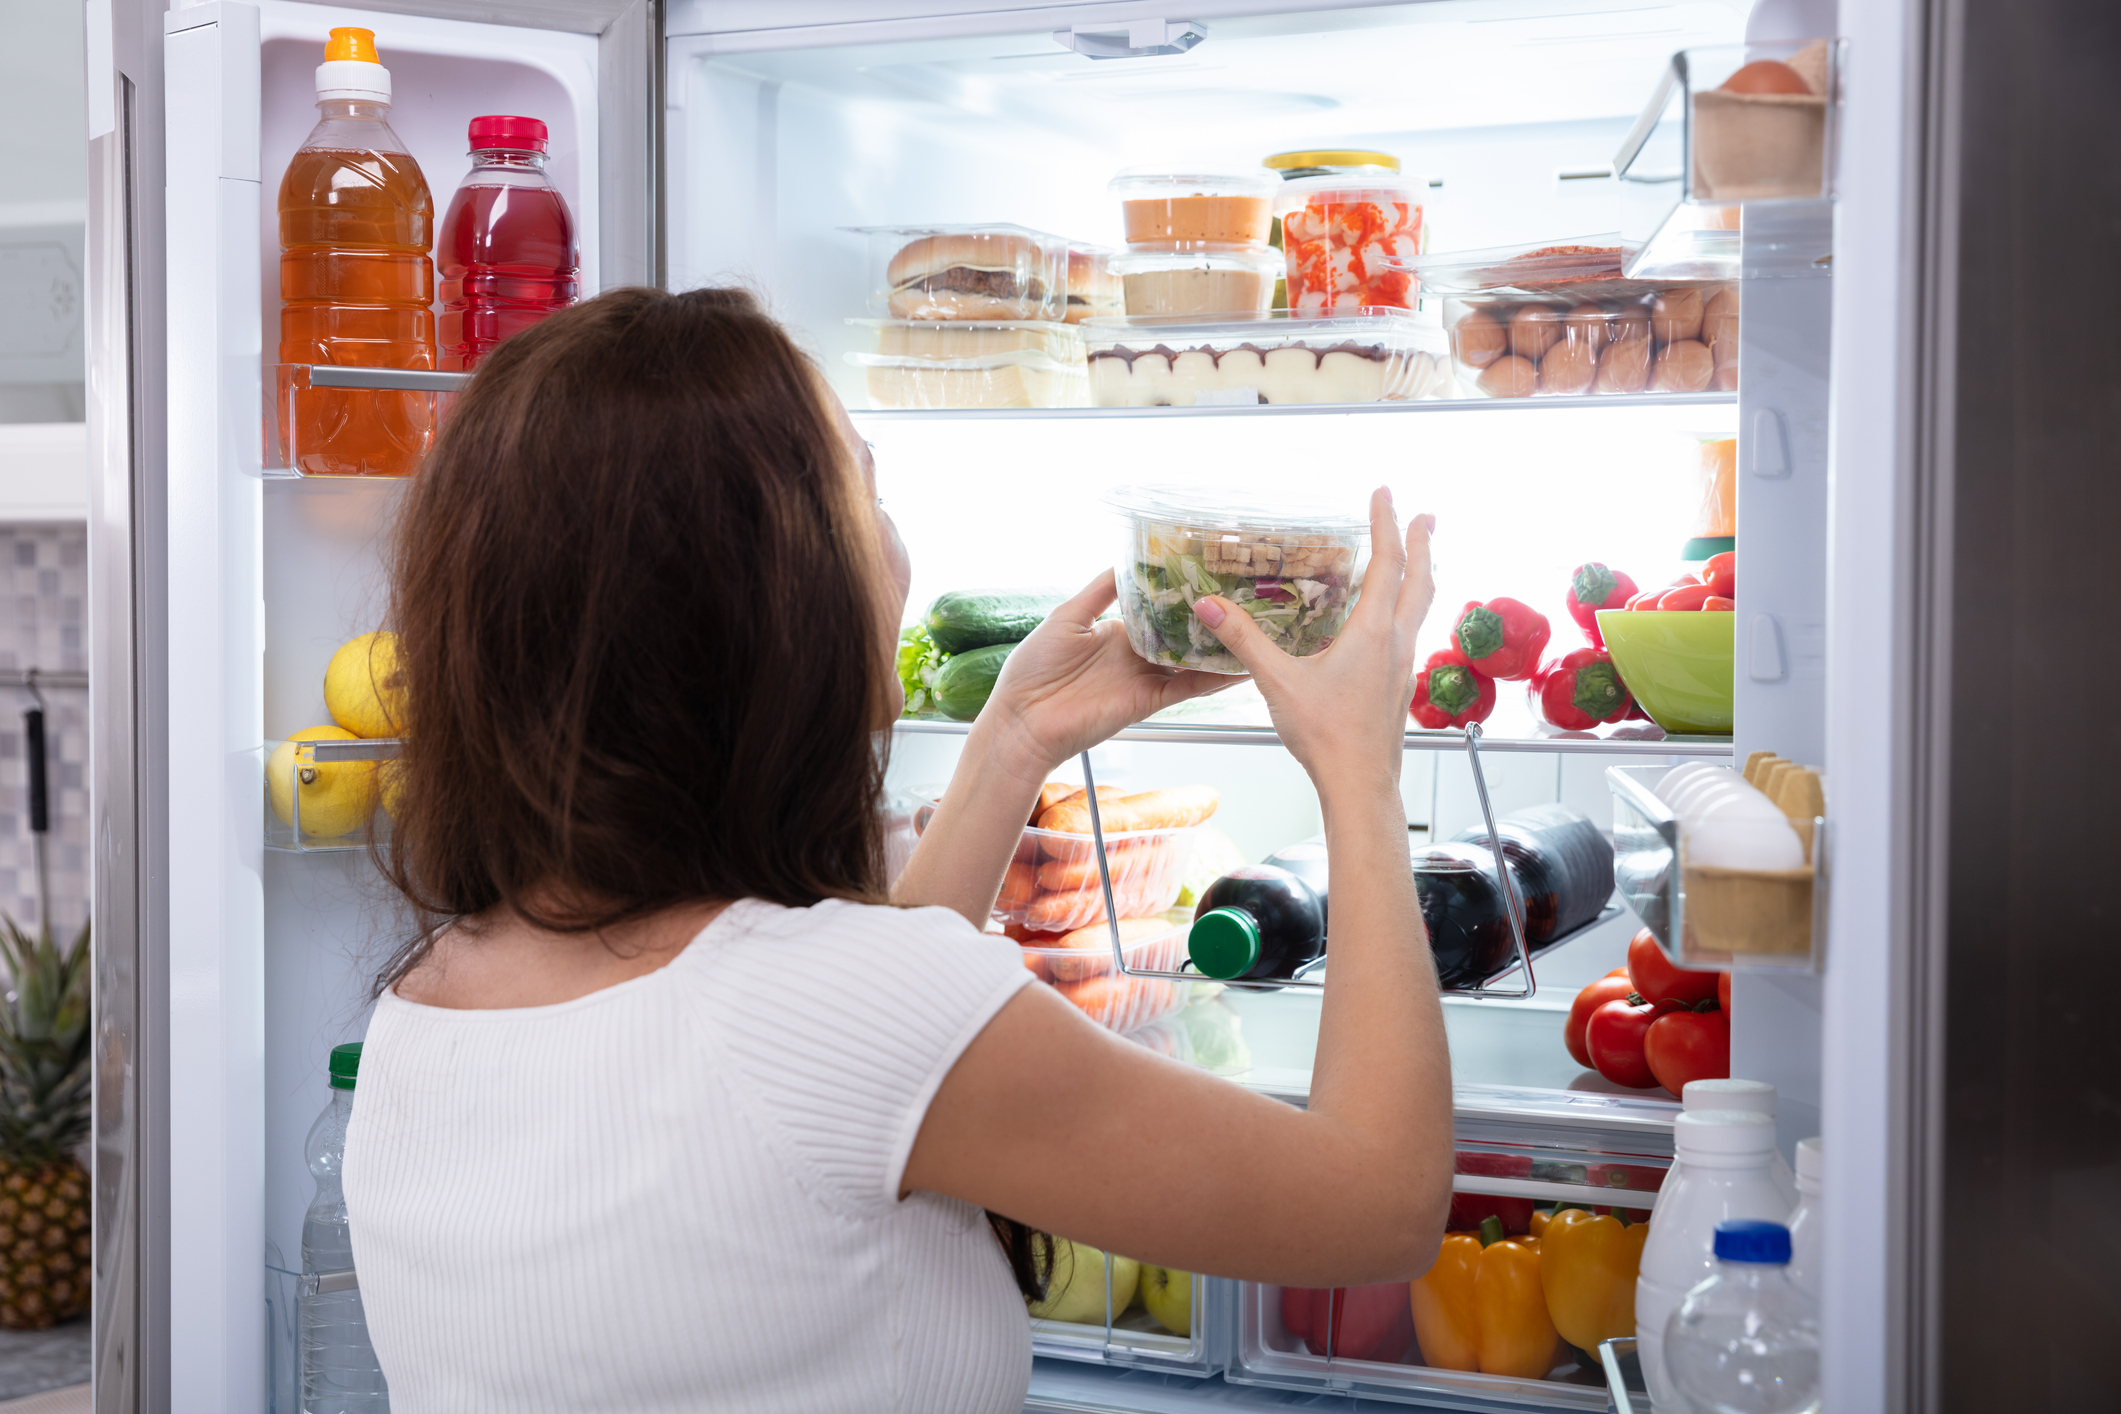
[1190,865,1326,981]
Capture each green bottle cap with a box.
[1681,535,1735,561]
[1189,908,1261,980]
[329,1042,363,1091]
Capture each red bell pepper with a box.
[1451,598,1551,681]
[1410,648,1497,729]
[1451,1151,1536,1235]
[1565,563,1638,648]
[1529,648,1633,731]
[1280,1283,1416,1361]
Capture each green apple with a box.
[1137,1265,1194,1336]
[1028,1239,1139,1325]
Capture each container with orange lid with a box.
[1266,150,1427,314]
[1109,168,1277,246]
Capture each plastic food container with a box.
[850,223,1069,322]
[1082,311,1451,408]
[1110,242,1283,317]
[1400,239,1735,398]
[1273,172,1426,313]
[1109,487,1369,674]
[909,789,1197,934]
[1016,922,1191,1034]
[1064,242,1122,324]
[844,318,1087,409]
[1109,169,1277,246]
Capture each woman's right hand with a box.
[1193,489,1435,791]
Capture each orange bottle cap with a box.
[325,28,379,63]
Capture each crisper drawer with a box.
[1028,1256,1229,1377]
[1228,1094,1674,1411]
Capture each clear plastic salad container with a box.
[1110,242,1283,317]
[1109,487,1370,674]
[1015,921,1192,1034]
[1273,172,1427,313]
[1109,168,1277,246]
[909,789,1198,935]
[849,223,1069,322]
[1081,310,1451,407]
[1396,239,1735,398]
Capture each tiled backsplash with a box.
[0,525,86,937]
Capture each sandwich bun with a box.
[887,232,1045,287]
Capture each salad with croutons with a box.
[1110,490,1368,674]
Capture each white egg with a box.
[1668,770,1745,817]
[1657,762,1724,803]
[1687,815,1805,870]
[1697,784,1790,823]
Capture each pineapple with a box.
[0,917,91,1328]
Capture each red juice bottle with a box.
[437,115,578,371]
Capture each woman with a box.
[343,286,1452,1413]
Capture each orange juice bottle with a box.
[277,28,435,477]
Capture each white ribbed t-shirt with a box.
[342,897,1037,1413]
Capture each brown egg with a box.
[1721,59,1811,95]
[1651,288,1704,345]
[1509,304,1563,361]
[1477,354,1538,399]
[1538,339,1599,396]
[1594,335,1651,394]
[1608,307,1651,345]
[1563,303,1611,344]
[1703,287,1741,351]
[1454,308,1507,369]
[1650,339,1715,392]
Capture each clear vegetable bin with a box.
[848,223,1070,322]
[1029,1239,1229,1376]
[1109,487,1369,674]
[1082,311,1451,407]
[1398,240,1735,398]
[843,318,1088,409]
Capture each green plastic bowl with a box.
[1597,610,1735,735]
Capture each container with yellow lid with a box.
[1267,150,1427,313]
[1263,149,1402,179]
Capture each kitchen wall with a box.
[0,524,87,936]
[0,0,88,424]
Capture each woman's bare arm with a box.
[905,495,1453,1285]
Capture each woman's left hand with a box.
[978,571,1232,783]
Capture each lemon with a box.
[267,725,378,840]
[324,631,404,738]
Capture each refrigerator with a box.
[84,0,1950,1409]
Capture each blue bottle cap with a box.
[1713,1219,1791,1263]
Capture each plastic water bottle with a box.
[1637,1110,1792,1411]
[1663,1220,1821,1413]
[437,115,578,370]
[300,1043,389,1411]
[1785,1137,1822,1300]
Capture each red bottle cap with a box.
[467,115,548,152]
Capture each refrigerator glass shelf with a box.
[850,391,1736,422]
[895,717,1731,758]
[262,364,469,480]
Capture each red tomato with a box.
[1718,971,1732,1014]
[1586,994,1681,1088]
[1645,1007,1732,1097]
[1702,551,1736,598]
[1703,596,1734,611]
[1627,928,1720,1005]
[1566,970,1637,1069]
[1656,584,1715,611]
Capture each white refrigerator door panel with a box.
[164,8,266,1411]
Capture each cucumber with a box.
[932,642,1014,722]
[925,591,1060,655]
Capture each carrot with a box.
[1032,781,1079,824]
[1043,917,1171,982]
[1023,874,1182,931]
[1055,972,1175,1028]
[1036,837,1146,892]
[1657,584,1714,611]
[1039,785,1221,836]
[1033,785,1123,831]
[997,861,1039,914]
[1003,922,1069,945]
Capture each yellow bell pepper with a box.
[1538,1207,1650,1353]
[1411,1217,1565,1379]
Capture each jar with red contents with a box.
[1266,150,1428,314]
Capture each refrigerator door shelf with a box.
[1608,764,1826,972]
[263,364,470,479]
[263,735,399,854]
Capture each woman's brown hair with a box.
[372,286,1049,1300]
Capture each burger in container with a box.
[851,223,1069,322]
[1109,486,1370,674]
